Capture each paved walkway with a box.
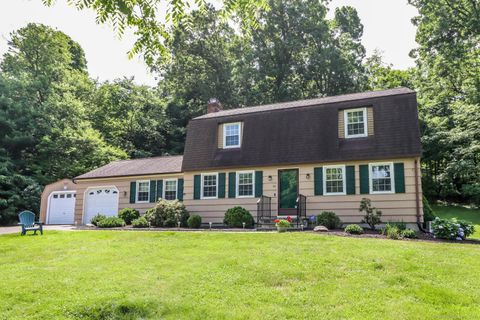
[0,225,76,235]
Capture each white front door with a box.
[84,187,119,224]
[47,191,76,224]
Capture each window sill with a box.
[135,201,150,204]
[370,191,395,195]
[323,192,347,196]
[200,197,218,200]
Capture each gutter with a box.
[414,158,426,232]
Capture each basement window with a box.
[223,122,241,148]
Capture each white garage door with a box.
[84,187,119,224]
[48,191,76,224]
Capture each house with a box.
[40,87,423,228]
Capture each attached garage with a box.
[83,187,119,224]
[47,191,76,224]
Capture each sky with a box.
[0,0,418,87]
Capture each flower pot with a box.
[276,226,288,233]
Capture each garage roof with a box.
[75,155,183,180]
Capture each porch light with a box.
[268,175,272,181]
[306,173,311,180]
[123,191,127,197]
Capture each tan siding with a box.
[217,124,223,148]
[40,179,77,223]
[338,111,345,138]
[367,107,374,136]
[184,157,422,224]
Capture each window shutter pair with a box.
[128,180,156,203]
[314,166,355,195]
[193,174,226,199]
[359,163,405,194]
[228,171,264,198]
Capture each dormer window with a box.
[344,107,368,138]
[223,122,241,148]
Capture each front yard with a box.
[1,231,479,319]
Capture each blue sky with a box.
[0,0,418,87]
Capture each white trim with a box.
[236,170,255,198]
[223,122,242,149]
[82,185,120,224]
[344,107,368,138]
[162,178,178,200]
[136,180,150,203]
[46,190,76,224]
[369,162,395,194]
[201,173,219,199]
[323,165,346,196]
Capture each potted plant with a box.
[274,216,292,232]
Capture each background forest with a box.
[0,0,478,224]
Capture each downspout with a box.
[414,158,426,232]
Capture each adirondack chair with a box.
[18,211,43,235]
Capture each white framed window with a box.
[201,173,218,199]
[236,171,255,198]
[369,162,395,194]
[344,107,368,138]
[136,180,150,203]
[323,165,346,195]
[223,122,241,148]
[163,179,178,200]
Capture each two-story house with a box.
[40,88,423,228]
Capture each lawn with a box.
[1,231,480,319]
[433,204,480,239]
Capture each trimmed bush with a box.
[132,217,149,228]
[97,217,125,228]
[422,196,436,222]
[316,211,342,229]
[118,208,140,225]
[344,224,363,235]
[432,217,475,240]
[91,214,107,226]
[401,229,417,239]
[144,199,190,227]
[187,214,202,229]
[223,207,254,228]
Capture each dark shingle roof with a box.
[75,155,183,180]
[194,87,415,120]
[182,88,421,171]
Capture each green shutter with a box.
[218,173,226,198]
[346,166,355,195]
[129,181,136,203]
[359,165,369,194]
[394,163,405,193]
[156,180,163,200]
[193,175,201,200]
[228,172,236,198]
[177,178,184,201]
[149,180,157,203]
[314,167,323,195]
[255,171,263,197]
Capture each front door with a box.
[278,169,298,216]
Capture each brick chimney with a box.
[207,98,223,114]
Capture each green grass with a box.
[433,204,480,239]
[1,231,480,319]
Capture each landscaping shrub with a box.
[432,217,475,240]
[344,224,363,234]
[132,217,149,228]
[422,195,436,222]
[96,217,125,228]
[385,225,400,240]
[90,214,107,226]
[144,199,189,227]
[118,208,140,225]
[401,229,417,239]
[359,198,382,230]
[187,214,202,228]
[223,207,254,228]
[316,211,342,229]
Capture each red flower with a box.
[287,216,292,222]
[274,219,280,223]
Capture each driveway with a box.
[0,225,77,235]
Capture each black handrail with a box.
[257,195,272,225]
[295,194,307,227]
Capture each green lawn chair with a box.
[18,211,43,235]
